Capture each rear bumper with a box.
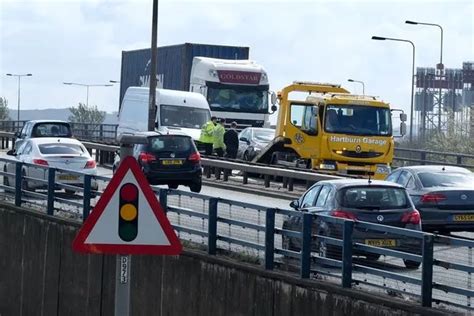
[144,167,202,185]
[419,208,474,232]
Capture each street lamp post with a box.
[406,20,444,132]
[372,36,416,143]
[63,82,112,107]
[347,79,365,95]
[6,73,32,123]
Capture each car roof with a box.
[27,137,84,146]
[314,178,405,189]
[132,131,191,138]
[395,165,472,174]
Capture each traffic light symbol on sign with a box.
[119,183,139,242]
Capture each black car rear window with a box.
[418,172,474,188]
[32,123,71,137]
[338,186,410,210]
[147,136,192,152]
[39,143,84,155]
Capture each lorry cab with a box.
[254,82,407,180]
[117,87,211,142]
[189,57,270,129]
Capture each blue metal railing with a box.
[0,156,472,312]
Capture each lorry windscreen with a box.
[160,104,210,129]
[207,83,269,113]
[325,105,392,136]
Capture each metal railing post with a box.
[208,198,218,255]
[47,168,56,216]
[15,162,22,206]
[159,189,168,214]
[421,152,426,165]
[422,234,434,307]
[83,175,92,221]
[300,213,312,278]
[265,208,275,270]
[342,220,354,288]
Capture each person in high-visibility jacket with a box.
[213,118,226,157]
[199,116,217,155]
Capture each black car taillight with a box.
[188,152,201,164]
[420,193,446,203]
[401,210,421,225]
[331,210,357,220]
[138,152,156,164]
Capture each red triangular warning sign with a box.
[73,156,182,255]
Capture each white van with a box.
[117,87,211,141]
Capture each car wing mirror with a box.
[289,200,300,209]
[6,149,16,156]
[239,137,250,144]
[14,131,21,138]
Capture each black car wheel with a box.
[168,184,179,189]
[21,170,33,192]
[3,166,9,187]
[318,238,342,261]
[366,253,381,261]
[403,259,421,269]
[189,180,202,193]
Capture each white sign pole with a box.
[115,254,131,316]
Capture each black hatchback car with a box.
[114,132,202,192]
[283,179,422,268]
[386,165,474,233]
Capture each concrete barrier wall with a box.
[0,204,448,316]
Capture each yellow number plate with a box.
[453,214,474,222]
[365,239,396,247]
[58,174,79,180]
[161,159,183,166]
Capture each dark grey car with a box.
[386,165,474,233]
[283,179,422,269]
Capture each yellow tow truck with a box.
[254,82,407,179]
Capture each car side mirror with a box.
[239,137,249,144]
[270,105,277,113]
[289,200,300,209]
[14,131,21,138]
[6,150,16,156]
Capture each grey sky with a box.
[1,0,472,122]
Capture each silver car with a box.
[4,137,98,193]
[237,127,274,161]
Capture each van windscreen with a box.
[160,104,210,129]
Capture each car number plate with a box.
[365,239,396,247]
[58,174,79,181]
[453,214,474,222]
[161,159,183,166]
